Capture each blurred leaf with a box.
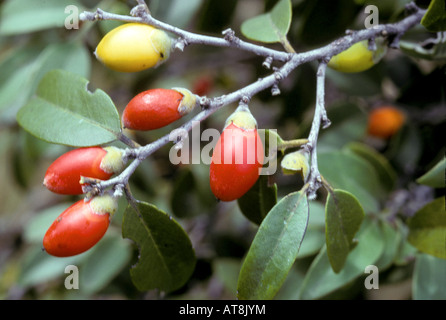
[0,0,83,35]
[0,43,91,121]
[299,218,384,299]
[122,201,196,293]
[196,0,238,33]
[374,220,403,270]
[152,0,204,29]
[318,150,383,213]
[237,175,278,225]
[400,35,446,60]
[416,157,446,188]
[241,0,292,43]
[23,203,72,244]
[213,258,241,296]
[296,201,326,258]
[237,191,309,300]
[79,234,132,295]
[18,246,83,288]
[412,253,446,300]
[408,197,446,259]
[325,66,383,96]
[344,142,398,192]
[298,0,361,46]
[17,69,121,147]
[325,189,365,273]
[421,0,446,32]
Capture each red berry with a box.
[122,88,196,131]
[43,147,124,195]
[43,196,117,257]
[210,123,264,201]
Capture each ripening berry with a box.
[43,147,125,195]
[328,39,387,73]
[95,23,172,72]
[43,195,117,257]
[210,108,264,202]
[122,88,196,131]
[367,106,405,139]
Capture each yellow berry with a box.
[95,23,172,72]
[328,39,387,73]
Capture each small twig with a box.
[304,61,328,200]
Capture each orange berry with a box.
[367,106,405,139]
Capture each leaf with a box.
[408,197,446,259]
[0,0,83,35]
[237,175,278,225]
[412,253,446,300]
[374,221,403,270]
[17,69,121,147]
[416,157,446,188]
[299,218,384,300]
[241,0,292,43]
[325,189,365,273]
[237,191,309,300]
[421,0,446,32]
[344,142,397,192]
[318,150,383,213]
[79,233,132,295]
[0,42,90,120]
[122,201,196,293]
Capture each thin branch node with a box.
[130,2,150,18]
[263,56,273,69]
[174,38,188,51]
[271,83,281,96]
[222,28,238,43]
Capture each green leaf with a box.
[325,189,365,273]
[0,43,90,119]
[122,201,196,293]
[318,150,383,213]
[237,191,309,300]
[17,69,121,147]
[344,142,397,192]
[413,253,446,300]
[79,233,132,295]
[0,0,83,35]
[416,157,446,188]
[374,221,403,270]
[241,0,292,43]
[421,0,446,32]
[408,197,446,259]
[299,219,384,299]
[237,175,278,225]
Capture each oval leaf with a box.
[241,0,292,43]
[325,189,365,273]
[318,151,383,213]
[122,201,196,293]
[0,0,83,35]
[408,197,446,259]
[299,219,384,300]
[17,69,121,147]
[421,0,446,32]
[416,157,446,188]
[237,175,278,225]
[413,253,446,300]
[237,191,309,300]
[344,142,397,192]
